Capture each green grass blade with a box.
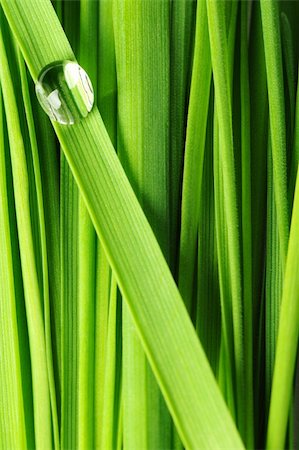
[1,1,244,447]
[260,0,289,268]
[249,0,268,319]
[58,85,244,450]
[289,67,299,205]
[240,3,254,446]
[113,1,172,447]
[213,107,236,419]
[169,0,195,272]
[77,195,96,449]
[77,2,98,447]
[178,0,212,312]
[60,4,82,447]
[212,1,239,420]
[266,167,299,449]
[2,92,35,449]
[281,11,295,153]
[17,48,59,449]
[60,152,78,450]
[122,301,147,449]
[94,245,111,449]
[0,25,52,450]
[33,104,61,400]
[95,1,117,448]
[196,90,221,377]
[0,84,27,450]
[100,280,122,450]
[98,0,117,142]
[212,7,239,413]
[265,136,282,411]
[248,6,269,440]
[206,0,245,438]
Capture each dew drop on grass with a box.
[35,60,94,125]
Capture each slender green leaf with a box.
[60,152,78,450]
[113,1,172,447]
[94,244,111,448]
[77,2,98,447]
[95,1,117,448]
[260,0,289,268]
[266,168,299,450]
[17,48,60,448]
[0,1,244,447]
[240,3,254,446]
[290,67,299,204]
[265,136,282,411]
[179,0,211,313]
[0,84,27,450]
[0,25,53,450]
[206,0,245,439]
[196,90,221,377]
[170,0,195,272]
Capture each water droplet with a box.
[35,61,94,125]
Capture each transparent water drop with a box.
[35,61,94,125]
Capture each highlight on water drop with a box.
[35,60,94,125]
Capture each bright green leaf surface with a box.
[0,0,244,448]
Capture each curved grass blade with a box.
[0,84,27,450]
[266,167,299,450]
[0,1,244,447]
[0,26,53,450]
[178,0,212,313]
[17,48,59,449]
[206,0,245,439]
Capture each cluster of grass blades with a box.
[0,0,298,449]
